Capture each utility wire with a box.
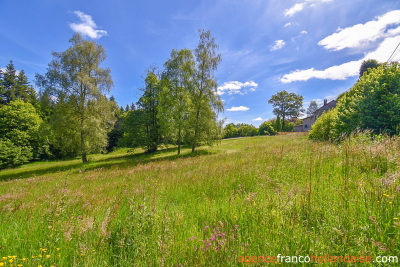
[387,40,400,62]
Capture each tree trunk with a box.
[178,127,181,155]
[81,128,87,163]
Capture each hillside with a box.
[1,134,399,266]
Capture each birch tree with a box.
[36,33,115,162]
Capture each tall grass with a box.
[0,134,399,266]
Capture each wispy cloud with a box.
[284,22,292,27]
[218,81,258,95]
[270,40,286,51]
[227,106,250,111]
[281,35,400,83]
[301,30,308,35]
[284,0,332,17]
[319,10,400,51]
[252,117,263,121]
[70,11,108,39]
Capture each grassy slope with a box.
[0,134,399,266]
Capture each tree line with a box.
[0,30,223,169]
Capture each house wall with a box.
[302,116,314,132]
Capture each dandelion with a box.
[18,265,22,267]
[58,254,61,258]
[32,256,35,259]
[46,255,51,259]
[389,202,393,204]
[9,259,13,263]
[56,248,60,251]
[81,254,85,256]
[0,263,4,267]
[39,254,42,258]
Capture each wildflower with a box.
[81,254,85,256]
[395,218,399,220]
[18,265,22,267]
[56,248,60,251]
[0,263,4,267]
[389,202,393,204]
[46,255,51,259]
[32,256,35,259]
[92,250,95,252]
[58,254,61,258]
[22,258,26,261]
[215,247,219,251]
[9,259,13,263]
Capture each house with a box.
[295,99,337,132]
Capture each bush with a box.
[259,121,277,136]
[308,108,338,141]
[0,99,43,169]
[0,138,32,169]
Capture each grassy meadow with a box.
[0,134,399,266]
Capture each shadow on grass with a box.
[0,147,214,181]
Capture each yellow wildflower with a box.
[0,263,4,267]
[46,255,51,259]
[18,265,22,267]
[56,248,60,251]
[9,259,13,263]
[32,256,35,259]
[22,258,26,261]
[81,254,85,256]
[39,254,42,258]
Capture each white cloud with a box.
[301,30,308,35]
[319,10,400,51]
[285,3,306,17]
[227,106,250,112]
[285,0,332,17]
[252,117,263,121]
[218,81,258,95]
[270,40,286,51]
[281,35,400,83]
[284,22,292,27]
[70,11,108,39]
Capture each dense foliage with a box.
[309,62,400,141]
[223,121,278,139]
[268,90,303,129]
[0,100,43,169]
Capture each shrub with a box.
[258,121,277,136]
[0,99,42,168]
[308,108,338,141]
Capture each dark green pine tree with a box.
[0,60,37,106]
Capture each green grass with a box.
[0,134,399,266]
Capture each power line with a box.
[387,40,400,62]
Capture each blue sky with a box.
[2,0,400,126]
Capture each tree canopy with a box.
[35,33,116,162]
[268,90,303,129]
